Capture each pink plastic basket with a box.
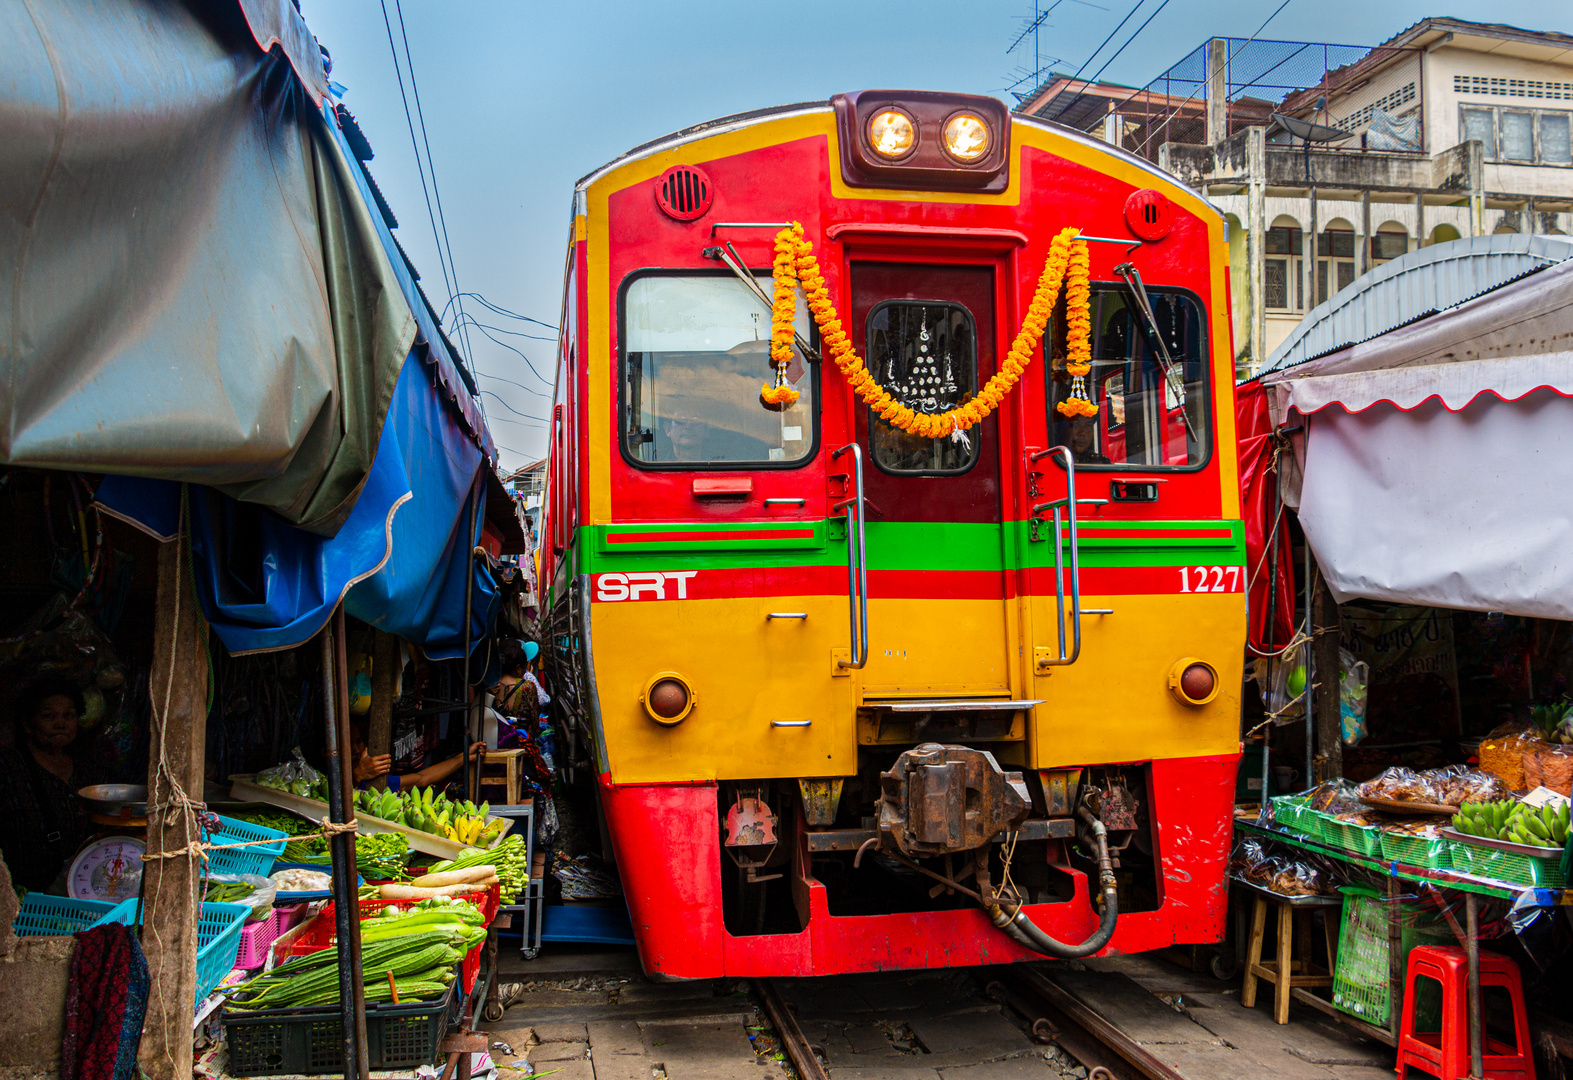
[234,903,312,969]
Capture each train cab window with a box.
[620,275,815,467]
[866,301,979,475]
[1047,286,1209,470]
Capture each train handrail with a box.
[1029,447,1107,666]
[831,443,869,669]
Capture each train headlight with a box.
[1167,658,1219,707]
[941,113,990,163]
[641,671,696,725]
[867,109,916,159]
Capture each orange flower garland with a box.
[1056,233,1097,418]
[768,223,1093,437]
[759,238,802,406]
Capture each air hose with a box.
[984,803,1120,959]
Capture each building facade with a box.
[1021,19,1573,373]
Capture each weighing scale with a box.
[68,784,148,903]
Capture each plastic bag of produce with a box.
[1359,766,1438,804]
[1525,744,1573,796]
[204,873,277,921]
[1478,724,1537,790]
[1269,859,1333,897]
[1307,778,1361,815]
[1420,765,1509,805]
[256,747,325,799]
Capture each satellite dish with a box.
[1271,112,1352,143]
[1271,112,1353,185]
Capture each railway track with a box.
[754,966,1186,1080]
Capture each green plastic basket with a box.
[1317,813,1382,857]
[1272,797,1316,838]
[1330,884,1449,1027]
[1378,832,1453,870]
[1448,842,1566,887]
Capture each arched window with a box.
[1265,215,1304,311]
[1372,222,1408,264]
[1431,223,1462,245]
[1317,218,1357,304]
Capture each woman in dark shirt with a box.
[0,679,107,892]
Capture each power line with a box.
[474,369,551,398]
[391,0,476,367]
[463,320,558,343]
[451,314,555,385]
[1043,0,1147,121]
[376,0,456,315]
[1081,0,1170,88]
[479,390,550,422]
[440,291,559,333]
[488,415,548,430]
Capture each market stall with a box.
[0,2,534,1078]
[1231,233,1573,1075]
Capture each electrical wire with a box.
[450,314,555,385]
[488,415,548,430]
[1042,0,1148,120]
[462,320,558,343]
[377,0,456,317]
[440,291,559,333]
[475,369,551,398]
[479,390,550,423]
[1079,0,1170,89]
[391,0,476,368]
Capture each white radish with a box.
[378,877,500,901]
[409,865,496,888]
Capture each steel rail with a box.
[992,966,1188,1080]
[754,979,831,1080]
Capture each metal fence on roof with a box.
[1094,38,1425,163]
[1253,234,1573,379]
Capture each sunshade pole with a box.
[322,610,370,1079]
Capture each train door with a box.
[847,263,1012,695]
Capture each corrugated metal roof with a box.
[1251,234,1573,380]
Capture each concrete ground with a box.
[484,947,1395,1080]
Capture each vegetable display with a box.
[285,829,409,881]
[1530,703,1573,746]
[427,834,529,903]
[205,880,256,903]
[1452,799,1570,847]
[226,898,486,1009]
[354,787,508,847]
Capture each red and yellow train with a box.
[540,90,1244,978]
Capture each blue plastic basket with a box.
[207,814,288,878]
[11,894,116,937]
[92,899,250,1005]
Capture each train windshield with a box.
[621,275,815,466]
[1047,286,1210,469]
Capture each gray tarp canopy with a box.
[1,0,413,535]
[1251,237,1573,619]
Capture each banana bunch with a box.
[1452,799,1569,848]
[354,787,508,847]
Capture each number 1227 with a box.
[1179,566,1241,593]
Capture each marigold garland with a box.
[766,223,1093,437]
[759,239,802,406]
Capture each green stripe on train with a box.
[581,520,1244,573]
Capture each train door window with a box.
[865,301,979,475]
[1046,286,1209,469]
[620,274,815,467]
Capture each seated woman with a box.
[0,678,108,892]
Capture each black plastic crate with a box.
[223,967,461,1076]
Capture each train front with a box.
[544,90,1245,977]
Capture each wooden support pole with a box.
[1310,560,1344,782]
[367,631,399,790]
[138,524,209,1080]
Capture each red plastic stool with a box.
[1396,944,1534,1080]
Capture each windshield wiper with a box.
[702,243,822,363]
[1112,262,1198,446]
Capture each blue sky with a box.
[298,1,1572,468]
